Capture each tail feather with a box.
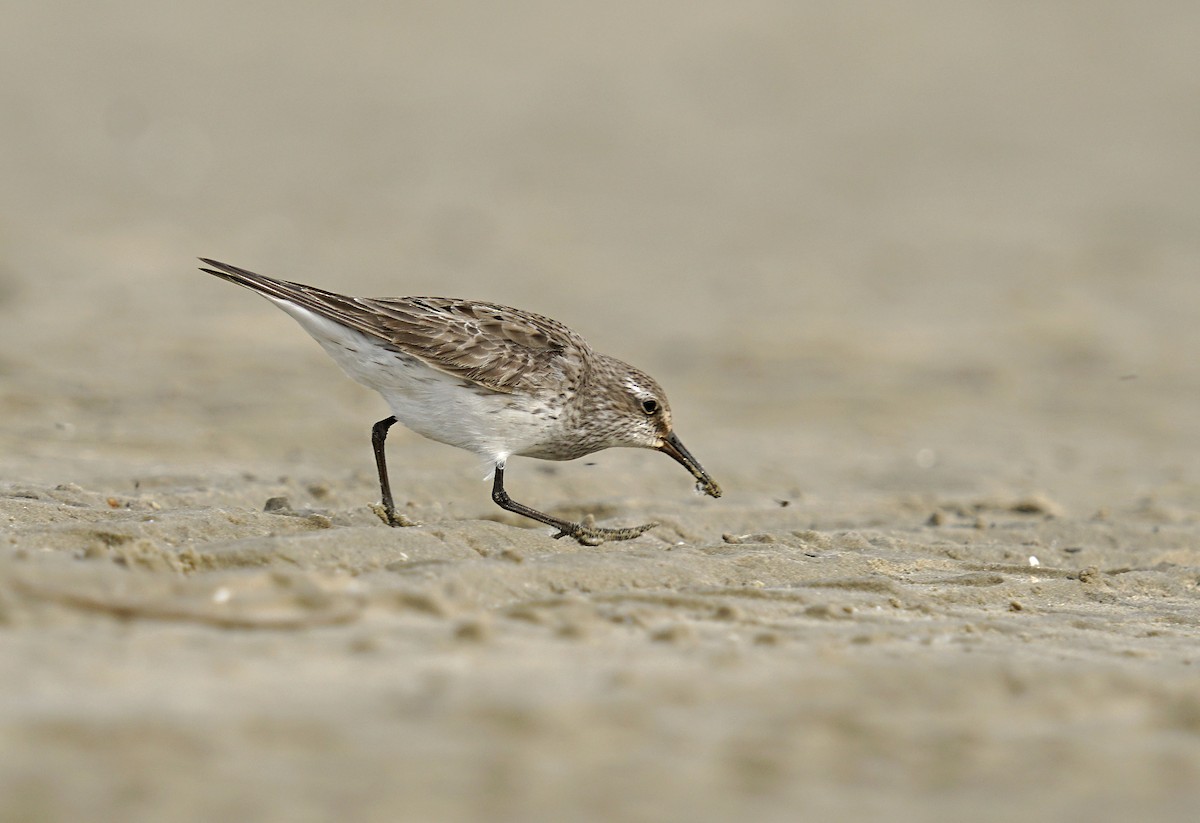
[199,258,310,303]
[198,258,387,343]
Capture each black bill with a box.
[657,431,722,498]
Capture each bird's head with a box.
[589,357,722,499]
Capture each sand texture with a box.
[3,2,1200,821]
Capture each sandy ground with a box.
[3,2,1200,821]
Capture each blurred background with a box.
[4,4,1200,822]
[2,0,1198,518]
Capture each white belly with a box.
[273,300,559,463]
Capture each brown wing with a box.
[357,296,588,392]
[199,259,587,393]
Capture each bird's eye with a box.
[641,398,659,415]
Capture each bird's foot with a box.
[369,502,420,528]
[552,514,659,546]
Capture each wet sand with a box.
[3,2,1200,821]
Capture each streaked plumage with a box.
[199,258,720,544]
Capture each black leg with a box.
[371,416,415,527]
[490,462,657,546]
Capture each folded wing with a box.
[199,258,586,393]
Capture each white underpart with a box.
[270,299,551,465]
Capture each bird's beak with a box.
[657,431,722,498]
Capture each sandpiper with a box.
[199,259,721,544]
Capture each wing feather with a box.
[199,259,586,393]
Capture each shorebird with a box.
[200,259,721,544]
